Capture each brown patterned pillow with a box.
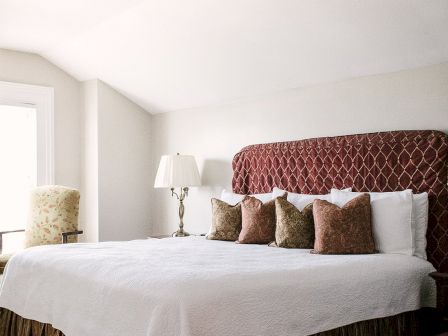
[312,194,375,254]
[207,199,241,241]
[238,194,286,244]
[274,197,314,248]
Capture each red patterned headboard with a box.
[232,130,448,271]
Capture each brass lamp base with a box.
[172,230,190,237]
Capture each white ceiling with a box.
[1,0,448,113]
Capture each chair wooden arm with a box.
[0,229,25,255]
[61,230,83,244]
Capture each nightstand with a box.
[148,234,172,239]
[430,272,448,334]
[148,233,206,239]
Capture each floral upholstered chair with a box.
[0,185,82,274]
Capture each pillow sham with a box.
[331,189,413,255]
[274,197,314,248]
[411,192,429,259]
[312,194,375,254]
[272,187,351,211]
[221,189,272,206]
[238,194,286,244]
[206,199,241,241]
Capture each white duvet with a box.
[0,237,436,336]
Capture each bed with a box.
[1,129,447,336]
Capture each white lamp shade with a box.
[154,154,201,188]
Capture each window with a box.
[0,81,54,253]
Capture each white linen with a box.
[272,187,351,211]
[331,189,414,255]
[0,237,435,336]
[412,192,429,259]
[220,189,272,205]
[272,187,331,210]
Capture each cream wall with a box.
[1,49,153,242]
[81,80,153,242]
[80,80,99,242]
[0,48,81,189]
[151,62,448,235]
[2,48,447,240]
[97,80,153,241]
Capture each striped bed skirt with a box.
[0,307,424,336]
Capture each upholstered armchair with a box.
[0,186,83,274]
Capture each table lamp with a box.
[154,154,201,237]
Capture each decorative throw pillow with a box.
[274,197,314,248]
[206,199,241,241]
[330,189,413,255]
[312,194,375,254]
[238,194,286,244]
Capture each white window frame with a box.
[0,80,54,185]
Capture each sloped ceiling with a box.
[1,0,448,113]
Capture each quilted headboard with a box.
[232,130,448,271]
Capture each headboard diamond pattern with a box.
[232,130,448,271]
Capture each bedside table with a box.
[148,233,207,239]
[430,272,448,334]
[148,234,172,239]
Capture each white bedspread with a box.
[0,237,435,336]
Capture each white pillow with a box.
[272,187,352,211]
[220,189,272,205]
[412,192,429,260]
[331,189,414,255]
